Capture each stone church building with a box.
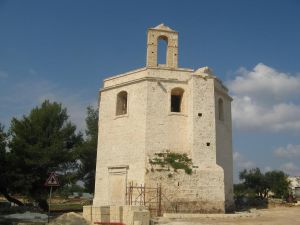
[88,24,233,219]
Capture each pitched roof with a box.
[152,23,176,32]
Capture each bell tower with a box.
[146,24,178,68]
[85,25,234,224]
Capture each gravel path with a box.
[162,206,300,225]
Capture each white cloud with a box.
[233,152,255,170]
[232,97,300,131]
[280,162,300,176]
[274,144,300,158]
[229,63,300,103]
[227,63,300,132]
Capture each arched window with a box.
[157,35,168,65]
[116,91,128,116]
[171,88,184,112]
[218,98,224,121]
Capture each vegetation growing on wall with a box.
[149,152,193,174]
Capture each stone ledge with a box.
[83,205,150,225]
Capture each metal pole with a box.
[143,184,146,206]
[158,184,162,216]
[140,184,143,205]
[48,186,52,223]
[156,184,159,216]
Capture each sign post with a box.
[44,172,60,223]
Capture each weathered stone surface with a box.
[145,167,225,213]
[90,23,234,219]
[83,205,150,225]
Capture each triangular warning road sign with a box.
[45,172,60,186]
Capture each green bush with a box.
[149,152,193,175]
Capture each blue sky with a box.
[1,0,300,181]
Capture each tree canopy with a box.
[239,168,290,199]
[1,123,25,206]
[5,100,82,210]
[265,170,290,198]
[77,106,98,193]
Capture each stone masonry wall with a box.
[188,75,217,166]
[145,167,225,213]
[215,80,234,210]
[93,81,148,206]
[93,67,233,210]
[145,77,189,156]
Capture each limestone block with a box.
[133,211,150,225]
[110,205,123,222]
[83,205,92,222]
[122,205,149,225]
[91,206,110,222]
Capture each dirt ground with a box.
[164,206,300,225]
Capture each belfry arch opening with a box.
[171,88,184,112]
[146,24,178,68]
[157,35,168,65]
[116,91,128,115]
